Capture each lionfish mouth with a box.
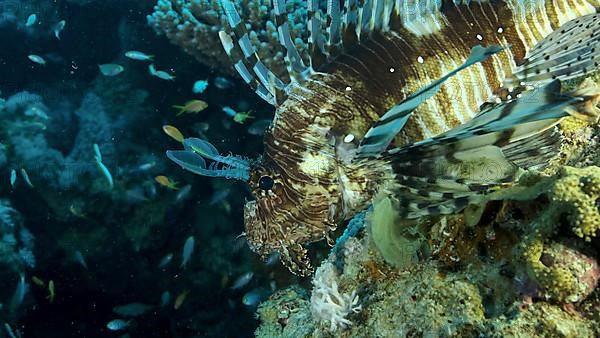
[166,137,251,181]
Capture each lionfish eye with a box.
[258,176,274,191]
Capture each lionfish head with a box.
[167,138,339,276]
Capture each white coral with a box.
[310,262,361,332]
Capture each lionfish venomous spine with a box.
[168,0,600,275]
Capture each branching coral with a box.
[147,0,308,77]
[310,261,361,332]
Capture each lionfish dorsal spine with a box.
[272,0,311,81]
[219,0,289,106]
[218,0,454,106]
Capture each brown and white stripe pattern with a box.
[226,0,600,275]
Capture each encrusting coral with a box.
[148,0,307,78]
[495,166,600,303]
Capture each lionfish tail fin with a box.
[505,12,600,89]
[167,138,250,181]
[386,79,600,219]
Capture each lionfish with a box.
[168,0,600,276]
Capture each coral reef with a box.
[2,91,115,195]
[255,162,600,337]
[0,199,35,272]
[147,0,308,77]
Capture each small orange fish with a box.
[173,100,208,116]
[155,175,179,190]
[174,289,190,310]
[162,125,184,143]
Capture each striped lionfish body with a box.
[168,0,600,275]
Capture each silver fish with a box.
[242,288,270,307]
[10,169,16,188]
[192,80,208,94]
[175,184,192,204]
[153,70,175,81]
[27,54,45,65]
[125,51,153,61]
[98,64,124,76]
[112,303,152,317]
[10,273,28,311]
[54,20,66,39]
[20,168,34,188]
[214,76,233,89]
[247,119,271,136]
[25,14,36,27]
[74,250,88,269]
[160,291,171,307]
[180,236,194,269]
[230,272,253,290]
[106,319,129,331]
[158,253,173,268]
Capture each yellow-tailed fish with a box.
[69,204,87,219]
[155,175,178,190]
[162,125,184,143]
[32,276,45,287]
[233,110,254,124]
[173,100,208,116]
[46,280,55,303]
[174,289,190,310]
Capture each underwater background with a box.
[2,0,600,338]
[0,0,290,337]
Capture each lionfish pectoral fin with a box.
[278,241,312,276]
[387,79,600,219]
[504,12,600,89]
[356,44,505,158]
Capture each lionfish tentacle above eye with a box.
[166,138,250,181]
[356,44,506,158]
